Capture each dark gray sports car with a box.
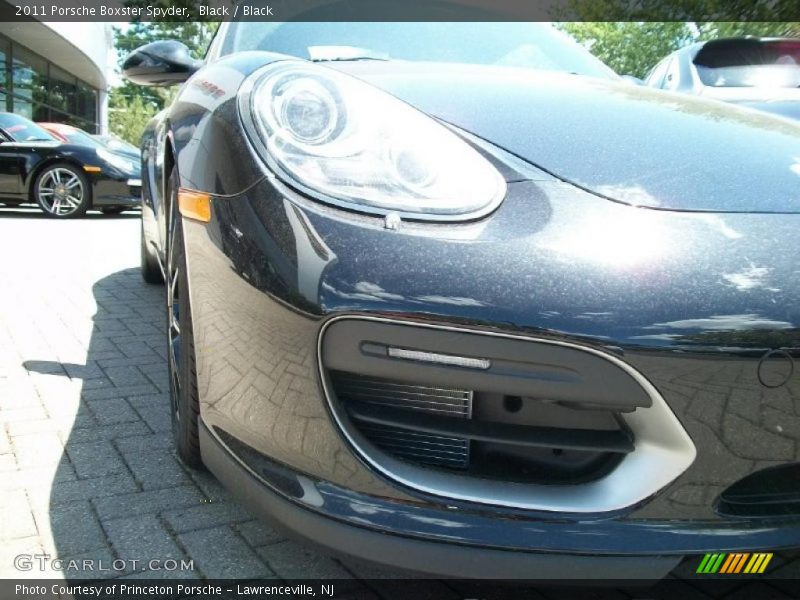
[124,20,800,579]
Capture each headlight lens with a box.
[241,62,506,220]
[96,147,135,174]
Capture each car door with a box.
[0,132,26,197]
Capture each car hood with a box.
[330,62,800,213]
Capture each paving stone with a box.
[257,540,355,579]
[62,361,107,381]
[179,525,274,579]
[32,500,107,556]
[0,489,38,539]
[0,463,77,493]
[61,422,151,445]
[86,398,140,425]
[65,440,127,479]
[81,384,159,402]
[0,453,16,471]
[163,501,252,533]
[26,473,138,510]
[103,514,189,576]
[127,393,170,409]
[114,433,174,457]
[235,519,285,547]
[0,426,11,454]
[11,432,64,468]
[0,536,45,578]
[53,546,120,580]
[0,406,49,424]
[93,486,205,521]
[123,451,192,490]
[134,402,173,433]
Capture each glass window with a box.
[0,112,56,141]
[0,36,9,111]
[695,39,800,88]
[49,65,77,116]
[76,82,97,132]
[12,44,47,107]
[1,38,98,134]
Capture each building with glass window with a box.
[0,21,112,133]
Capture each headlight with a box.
[240,61,506,220]
[96,147,135,174]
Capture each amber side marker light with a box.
[178,188,212,223]
[83,166,102,173]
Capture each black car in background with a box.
[40,122,141,165]
[645,37,800,120]
[125,20,800,579]
[0,113,141,217]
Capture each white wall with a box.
[43,22,113,134]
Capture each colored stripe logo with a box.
[696,553,773,574]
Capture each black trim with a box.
[347,400,635,454]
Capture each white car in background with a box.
[645,37,800,120]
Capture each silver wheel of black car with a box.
[165,167,203,468]
[34,164,90,218]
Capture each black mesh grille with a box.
[329,370,632,482]
[330,372,472,469]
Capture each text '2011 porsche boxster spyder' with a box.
[124,19,800,579]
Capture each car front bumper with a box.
[90,174,141,208]
[181,172,800,572]
[200,420,685,579]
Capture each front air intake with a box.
[330,373,472,469]
[319,316,696,513]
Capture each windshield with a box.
[62,128,104,149]
[0,114,56,142]
[98,136,138,154]
[695,39,800,88]
[220,22,617,79]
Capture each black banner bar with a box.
[0,0,798,23]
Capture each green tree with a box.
[561,22,693,77]
[561,21,800,79]
[108,92,156,146]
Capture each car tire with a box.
[141,220,164,284]
[165,167,203,469]
[34,163,91,218]
[102,207,126,215]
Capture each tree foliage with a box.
[561,21,800,78]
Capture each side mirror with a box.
[620,75,645,86]
[122,40,202,87]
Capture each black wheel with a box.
[102,207,126,215]
[34,163,91,218]
[165,167,203,469]
[141,219,164,284]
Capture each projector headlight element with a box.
[240,61,506,220]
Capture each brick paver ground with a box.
[0,207,387,586]
[0,206,796,599]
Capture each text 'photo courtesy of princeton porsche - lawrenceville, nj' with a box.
[0,1,799,599]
